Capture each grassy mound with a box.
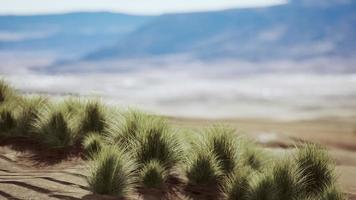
[295,143,335,197]
[0,79,17,104]
[268,159,303,200]
[34,104,75,149]
[83,133,104,157]
[239,139,268,171]
[139,159,168,188]
[87,146,136,197]
[134,116,183,170]
[76,100,107,136]
[0,108,16,135]
[15,96,48,136]
[248,173,275,200]
[186,148,222,186]
[205,125,239,174]
[319,185,345,200]
[105,109,149,146]
[221,168,251,200]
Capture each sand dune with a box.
[0,116,356,199]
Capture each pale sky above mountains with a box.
[0,0,287,15]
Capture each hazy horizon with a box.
[0,0,287,15]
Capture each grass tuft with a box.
[140,159,168,188]
[87,146,137,197]
[0,79,17,104]
[295,143,335,197]
[15,96,48,136]
[269,158,303,200]
[0,108,16,135]
[83,133,104,157]
[62,97,84,115]
[248,173,275,200]
[186,148,222,186]
[319,185,345,200]
[205,125,238,174]
[135,116,183,170]
[221,167,251,200]
[239,140,267,171]
[76,100,107,136]
[105,109,149,146]
[34,104,75,149]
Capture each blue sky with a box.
[0,0,287,15]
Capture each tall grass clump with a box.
[15,96,47,136]
[239,139,268,171]
[205,125,238,174]
[105,109,149,146]
[63,97,84,113]
[139,159,168,188]
[83,133,104,157]
[319,185,345,200]
[76,100,107,136]
[0,79,17,104]
[248,173,275,200]
[186,148,222,186]
[135,117,183,170]
[87,146,137,197]
[34,104,75,149]
[268,159,304,200]
[295,143,335,197]
[0,108,16,135]
[221,168,251,200]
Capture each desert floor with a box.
[1,116,356,200]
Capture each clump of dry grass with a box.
[15,96,48,136]
[0,107,16,135]
[0,79,17,104]
[268,159,304,200]
[0,80,20,136]
[319,185,345,200]
[139,159,168,188]
[205,125,239,174]
[134,116,183,170]
[87,146,137,197]
[34,103,76,149]
[105,109,149,147]
[295,143,335,197]
[185,146,222,186]
[83,132,104,158]
[248,172,275,200]
[76,100,107,136]
[239,139,269,171]
[221,167,251,200]
[62,97,84,114]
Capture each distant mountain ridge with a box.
[83,0,356,61]
[1,0,356,73]
[0,12,153,58]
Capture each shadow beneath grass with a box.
[183,183,222,200]
[137,174,185,200]
[0,136,83,165]
[81,194,123,200]
[49,194,82,200]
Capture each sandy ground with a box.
[0,116,356,200]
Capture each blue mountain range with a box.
[0,0,355,65]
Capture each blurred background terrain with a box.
[1,0,356,120]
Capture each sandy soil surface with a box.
[0,116,356,200]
